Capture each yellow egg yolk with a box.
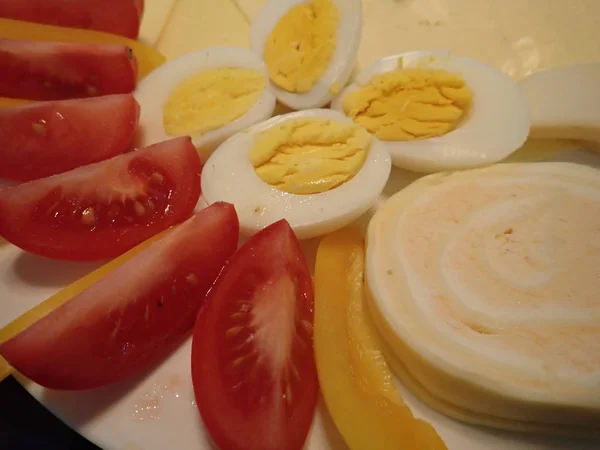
[163,67,266,137]
[249,117,371,195]
[263,0,339,93]
[342,69,473,141]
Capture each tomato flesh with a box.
[0,94,139,181]
[0,38,137,101]
[0,202,239,390]
[0,137,201,261]
[192,220,318,450]
[0,0,142,39]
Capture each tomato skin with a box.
[0,0,142,39]
[0,38,137,101]
[0,202,239,390]
[0,94,139,181]
[0,137,202,261]
[192,220,318,450]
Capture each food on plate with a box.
[0,203,239,390]
[519,62,600,144]
[314,228,447,450]
[0,94,139,181]
[331,50,531,172]
[192,219,317,450]
[0,38,138,101]
[201,109,391,239]
[0,97,30,107]
[366,162,600,436]
[0,137,201,261]
[250,0,362,109]
[135,47,276,162]
[0,225,172,383]
[0,18,164,78]
[0,0,143,39]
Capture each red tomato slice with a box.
[0,38,137,101]
[0,137,201,261]
[0,94,139,182]
[0,0,142,39]
[192,220,318,450]
[0,202,239,390]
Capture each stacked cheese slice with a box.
[366,162,600,436]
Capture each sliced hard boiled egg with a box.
[519,62,600,144]
[250,0,362,110]
[135,47,276,162]
[201,109,391,239]
[331,50,531,173]
[366,162,600,435]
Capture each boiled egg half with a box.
[201,109,391,239]
[250,0,362,110]
[135,47,276,162]
[332,50,531,172]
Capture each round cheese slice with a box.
[366,162,600,437]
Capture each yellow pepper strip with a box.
[0,228,171,382]
[0,18,165,79]
[314,228,447,450]
[0,97,32,108]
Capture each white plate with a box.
[1,142,600,450]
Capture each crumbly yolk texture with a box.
[250,118,371,195]
[163,67,266,137]
[263,0,339,93]
[342,69,473,141]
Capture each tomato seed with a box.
[81,207,96,225]
[225,326,244,339]
[150,172,164,184]
[133,201,146,216]
[86,85,99,96]
[31,122,46,136]
[186,273,198,285]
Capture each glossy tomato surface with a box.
[0,94,139,181]
[0,137,201,261]
[0,202,239,390]
[0,0,142,39]
[192,220,318,450]
[0,38,137,101]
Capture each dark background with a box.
[0,376,100,450]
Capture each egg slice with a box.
[135,47,276,162]
[201,109,391,239]
[331,50,531,173]
[250,0,362,110]
[519,62,600,144]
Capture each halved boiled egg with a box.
[250,0,362,110]
[201,109,391,239]
[135,47,276,162]
[331,50,531,173]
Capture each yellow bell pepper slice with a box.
[0,228,170,381]
[0,18,165,79]
[314,228,447,450]
[0,97,31,108]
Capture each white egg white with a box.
[250,0,362,110]
[134,47,276,162]
[201,109,391,240]
[331,50,532,173]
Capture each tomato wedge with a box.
[0,38,137,101]
[0,203,239,390]
[0,137,201,261]
[192,220,318,450]
[0,0,142,39]
[0,18,165,79]
[0,94,139,181]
